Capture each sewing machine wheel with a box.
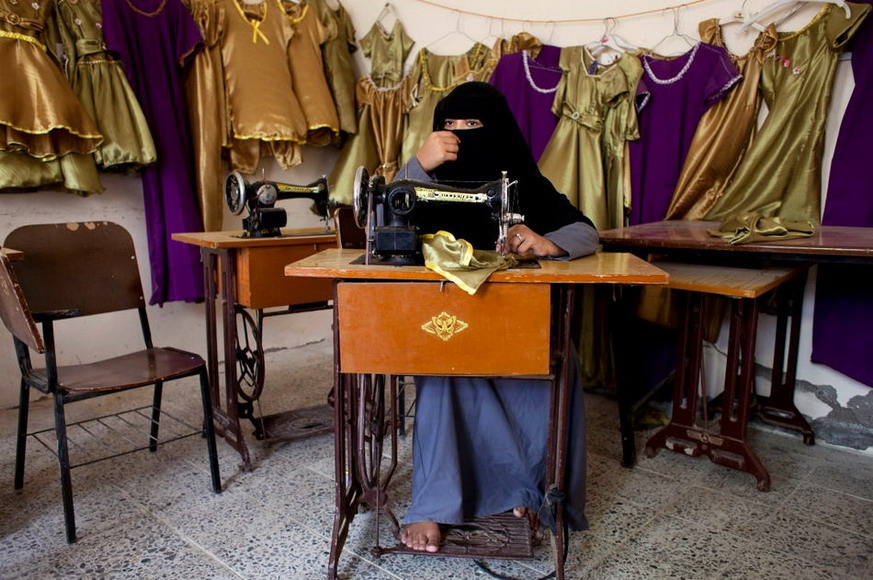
[234,307,265,402]
[352,165,370,229]
[256,183,279,206]
[225,171,247,215]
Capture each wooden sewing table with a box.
[284,249,668,580]
[599,220,873,471]
[172,228,336,470]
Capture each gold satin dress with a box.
[489,31,542,65]
[309,0,357,138]
[186,0,229,231]
[0,0,102,193]
[329,19,415,204]
[400,43,494,165]
[706,3,870,223]
[220,0,307,174]
[665,20,778,220]
[359,18,414,87]
[282,0,338,146]
[49,0,156,171]
[538,46,640,231]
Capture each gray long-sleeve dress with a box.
[398,157,596,530]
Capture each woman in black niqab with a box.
[414,82,593,250]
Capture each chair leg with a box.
[198,368,222,494]
[53,395,77,543]
[14,378,29,490]
[149,381,164,452]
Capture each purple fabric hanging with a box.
[813,1,873,388]
[488,45,562,162]
[102,0,205,305]
[628,43,740,225]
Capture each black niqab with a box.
[414,82,591,249]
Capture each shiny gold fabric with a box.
[49,0,156,170]
[0,0,102,193]
[329,17,414,205]
[282,0,339,146]
[665,20,777,220]
[539,46,640,230]
[329,76,410,204]
[709,208,816,244]
[705,3,870,223]
[309,0,357,138]
[421,230,516,295]
[360,19,414,87]
[489,31,542,64]
[221,0,306,174]
[400,44,494,165]
[186,0,229,231]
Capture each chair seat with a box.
[30,347,205,394]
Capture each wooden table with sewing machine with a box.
[173,172,338,470]
[285,248,668,580]
[598,220,873,482]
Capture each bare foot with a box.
[401,521,441,553]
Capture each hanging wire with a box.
[409,0,713,24]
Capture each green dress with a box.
[329,19,414,204]
[49,0,156,171]
[706,3,870,223]
[310,0,357,138]
[665,19,777,220]
[538,46,641,231]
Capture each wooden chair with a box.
[0,222,221,543]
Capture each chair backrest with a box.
[333,207,366,249]
[4,222,145,318]
[0,251,45,353]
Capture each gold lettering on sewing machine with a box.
[421,311,469,342]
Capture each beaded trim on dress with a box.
[522,50,559,94]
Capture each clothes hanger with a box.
[479,16,504,47]
[586,18,638,65]
[375,2,397,36]
[719,0,767,32]
[649,8,697,56]
[425,12,479,52]
[740,1,851,32]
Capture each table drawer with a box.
[236,242,334,309]
[337,281,551,376]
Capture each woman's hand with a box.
[415,131,461,172]
[499,225,567,258]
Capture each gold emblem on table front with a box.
[421,311,469,342]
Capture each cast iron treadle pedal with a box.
[381,512,534,559]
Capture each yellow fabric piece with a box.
[709,210,816,244]
[421,231,516,295]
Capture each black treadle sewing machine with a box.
[224,170,333,238]
[351,166,525,265]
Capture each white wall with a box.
[2,0,870,452]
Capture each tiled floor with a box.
[2,339,873,579]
